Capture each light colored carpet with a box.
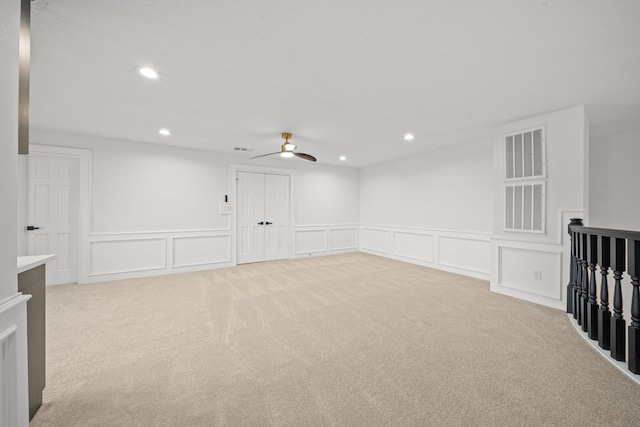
[30,252,640,426]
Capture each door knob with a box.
[265,222,273,225]
[26,226,40,231]
[257,222,264,225]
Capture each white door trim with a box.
[229,164,295,266]
[27,145,92,283]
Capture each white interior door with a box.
[237,172,290,264]
[237,172,266,264]
[26,155,78,285]
[264,174,290,261]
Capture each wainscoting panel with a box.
[393,231,434,263]
[171,235,231,268]
[89,237,166,276]
[438,236,491,275]
[491,239,564,309]
[0,324,18,427]
[295,229,327,255]
[498,246,562,300]
[360,228,392,254]
[0,294,31,427]
[293,225,358,257]
[329,228,358,251]
[359,225,491,280]
[85,229,234,283]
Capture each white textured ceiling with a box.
[30,0,640,167]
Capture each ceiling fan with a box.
[250,132,317,162]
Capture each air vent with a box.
[504,126,546,233]
[505,127,545,180]
[505,181,545,232]
[234,147,253,152]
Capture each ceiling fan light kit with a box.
[250,132,317,162]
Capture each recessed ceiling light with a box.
[159,128,171,136]
[404,133,414,141]
[339,156,347,161]
[139,67,158,79]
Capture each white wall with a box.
[359,138,493,279]
[589,130,640,231]
[0,0,20,302]
[491,106,588,309]
[28,129,360,282]
[290,162,360,257]
[360,138,493,232]
[0,0,31,424]
[295,166,360,225]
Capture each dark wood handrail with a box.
[569,225,640,241]
[567,218,640,374]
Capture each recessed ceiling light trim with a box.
[139,67,158,79]
[404,133,414,141]
[339,156,347,161]
[159,128,171,136]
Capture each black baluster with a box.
[587,234,599,340]
[567,228,575,314]
[581,233,589,332]
[610,237,626,362]
[628,240,640,374]
[598,235,611,350]
[571,232,580,319]
[574,231,582,322]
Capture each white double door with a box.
[237,172,290,264]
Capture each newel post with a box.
[567,218,583,314]
[628,240,640,373]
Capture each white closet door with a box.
[237,172,266,264]
[236,172,290,264]
[264,174,290,261]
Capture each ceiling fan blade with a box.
[250,151,281,159]
[294,152,317,162]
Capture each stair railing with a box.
[567,218,640,373]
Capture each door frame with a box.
[229,164,295,266]
[22,145,92,283]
